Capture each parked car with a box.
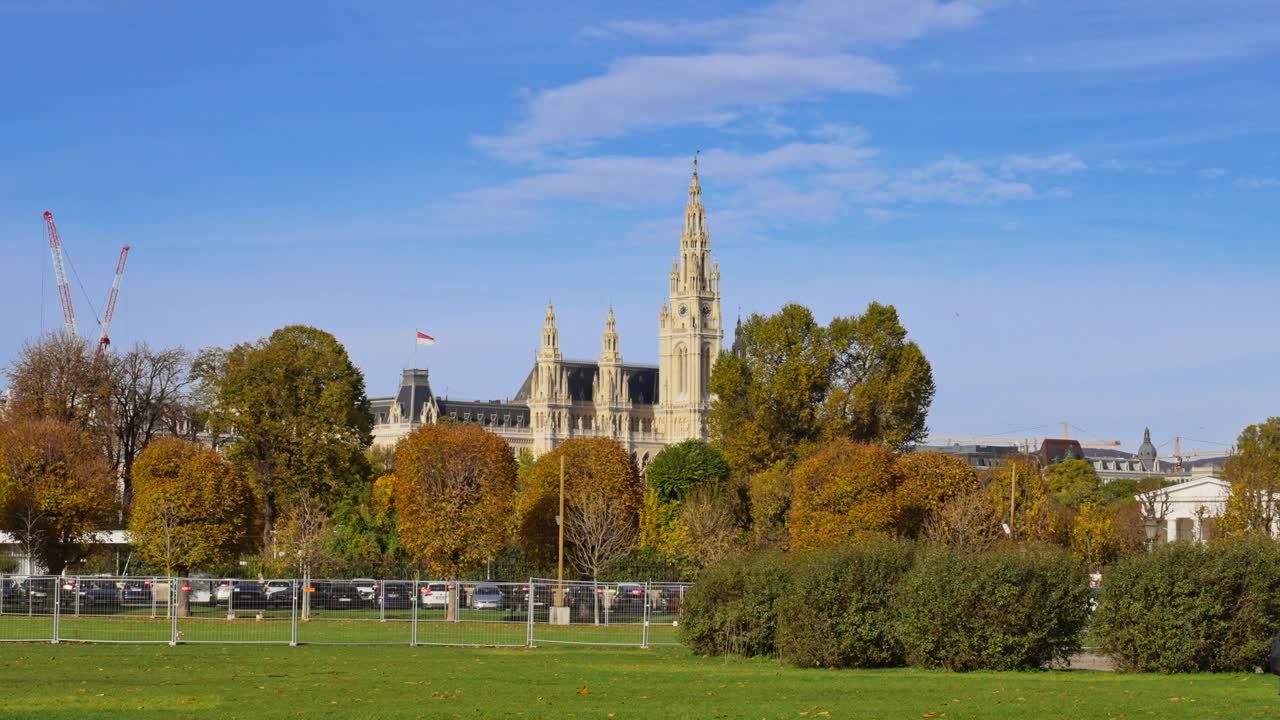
[420,582,450,610]
[377,581,415,610]
[76,580,123,608]
[226,582,268,610]
[351,578,379,603]
[120,580,154,606]
[469,584,504,611]
[309,581,363,610]
[563,585,605,621]
[504,584,545,611]
[611,584,647,616]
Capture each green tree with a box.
[709,304,830,475]
[646,439,730,503]
[0,419,117,574]
[392,423,517,579]
[1043,459,1101,510]
[709,302,934,473]
[210,325,373,548]
[128,437,251,578]
[1221,417,1280,536]
[822,302,935,450]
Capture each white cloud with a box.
[473,54,900,159]
[1198,167,1228,179]
[1000,153,1087,176]
[1236,175,1280,190]
[884,157,1034,206]
[595,0,982,52]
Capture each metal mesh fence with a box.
[0,575,692,648]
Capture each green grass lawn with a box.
[1,643,1277,719]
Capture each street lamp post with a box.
[1143,517,1158,553]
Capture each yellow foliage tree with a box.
[129,437,252,576]
[789,440,899,550]
[391,423,517,578]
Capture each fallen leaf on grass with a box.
[577,685,590,695]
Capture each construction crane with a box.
[43,211,77,336]
[1159,436,1233,472]
[94,245,131,363]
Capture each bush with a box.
[776,540,916,668]
[896,544,1089,671]
[679,551,792,657]
[1094,537,1280,672]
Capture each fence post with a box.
[74,576,80,617]
[641,581,650,649]
[526,579,535,647]
[410,579,419,647]
[170,577,179,646]
[52,578,60,644]
[289,580,299,647]
[379,578,386,623]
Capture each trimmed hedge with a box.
[1094,537,1280,672]
[895,544,1089,671]
[679,551,792,657]
[776,541,917,668]
[681,542,1089,670]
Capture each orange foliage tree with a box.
[516,438,642,575]
[391,423,518,578]
[790,442,980,551]
[0,419,116,574]
[129,437,252,576]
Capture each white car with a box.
[352,578,378,602]
[264,580,293,599]
[420,582,450,609]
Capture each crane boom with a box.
[95,245,131,362]
[43,211,77,336]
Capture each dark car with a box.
[309,582,364,610]
[76,580,124,609]
[120,580,154,606]
[504,584,545,611]
[611,584,647,617]
[377,582,415,610]
[219,582,268,611]
[563,584,606,621]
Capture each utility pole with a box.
[1009,463,1017,541]
[556,454,565,607]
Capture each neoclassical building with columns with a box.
[370,166,725,469]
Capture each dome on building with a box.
[1137,427,1158,472]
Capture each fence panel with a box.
[175,577,292,644]
[647,582,691,646]
[416,580,529,646]
[529,579,646,647]
[0,575,694,647]
[56,576,174,643]
[295,578,413,645]
[0,576,56,642]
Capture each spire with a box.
[1137,426,1158,471]
[538,303,561,361]
[600,305,621,364]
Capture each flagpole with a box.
[410,331,417,428]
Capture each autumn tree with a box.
[517,438,642,576]
[3,332,112,433]
[392,423,517,579]
[107,343,192,505]
[128,438,251,580]
[1044,459,1101,510]
[746,465,792,549]
[640,440,730,551]
[894,451,980,537]
[665,485,739,569]
[710,302,934,474]
[789,440,900,550]
[210,326,373,548]
[0,419,116,574]
[1220,417,1280,536]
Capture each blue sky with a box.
[2,0,1278,455]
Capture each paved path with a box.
[1067,650,1115,671]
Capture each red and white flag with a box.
[415,331,436,347]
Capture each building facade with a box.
[370,166,724,468]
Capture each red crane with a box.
[43,211,78,336]
[95,245,131,363]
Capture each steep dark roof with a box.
[512,360,659,405]
[369,369,434,424]
[438,399,530,429]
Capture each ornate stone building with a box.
[370,166,724,469]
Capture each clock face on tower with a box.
[701,303,710,315]
[678,304,688,316]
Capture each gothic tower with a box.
[594,306,631,440]
[656,159,723,440]
[528,303,568,453]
